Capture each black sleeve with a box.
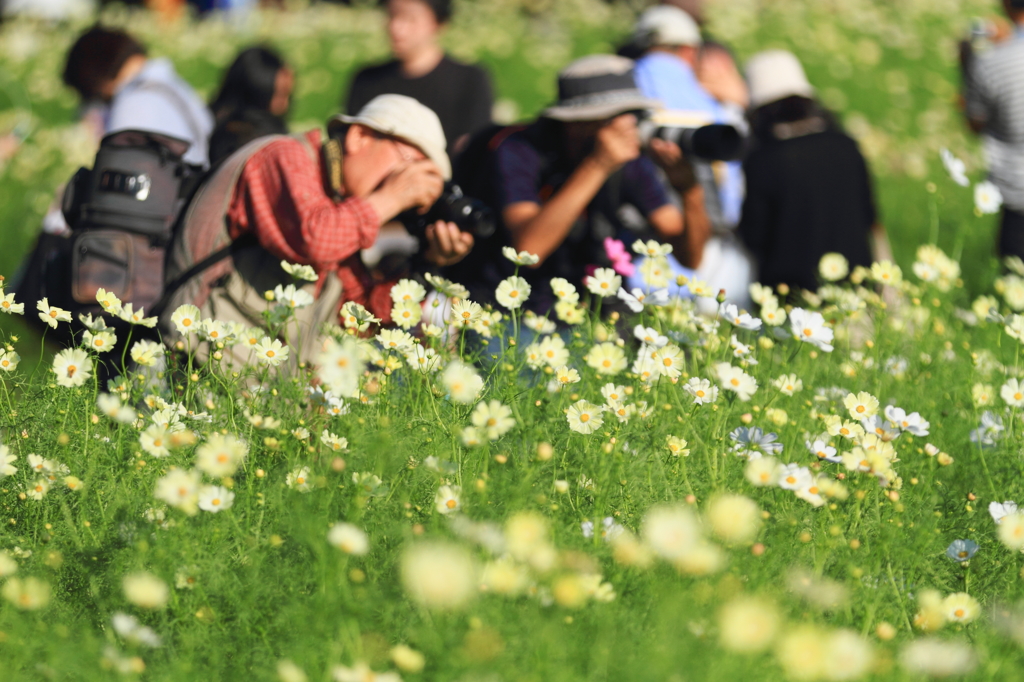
[345,69,373,116]
[736,153,773,256]
[464,65,495,136]
[853,141,878,226]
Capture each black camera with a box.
[638,121,744,162]
[400,183,495,239]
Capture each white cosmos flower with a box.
[0,291,24,315]
[567,400,604,434]
[818,253,850,282]
[975,180,1003,215]
[280,260,318,281]
[585,268,621,297]
[441,360,483,404]
[36,298,71,329]
[633,324,668,348]
[714,362,757,401]
[495,276,531,310]
[777,463,813,491]
[940,148,969,187]
[97,394,136,424]
[198,485,234,513]
[549,278,579,303]
[390,278,426,305]
[788,308,834,352]
[470,400,516,440]
[52,348,93,388]
[990,500,1019,524]
[273,284,314,309]
[118,303,157,327]
[617,287,668,312]
[328,522,369,555]
[684,377,718,405]
[154,469,201,515]
[254,337,289,366]
[502,246,539,266]
[435,484,462,514]
[720,303,762,331]
[170,304,201,335]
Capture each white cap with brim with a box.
[633,5,702,48]
[745,50,815,109]
[329,94,451,180]
[542,54,662,122]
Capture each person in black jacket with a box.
[737,50,890,292]
[345,0,493,161]
[208,47,293,168]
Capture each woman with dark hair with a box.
[208,46,293,168]
[738,50,890,292]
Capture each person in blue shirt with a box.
[629,5,754,309]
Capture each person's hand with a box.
[424,221,474,267]
[377,159,445,214]
[698,46,749,109]
[589,114,641,173]
[648,138,697,191]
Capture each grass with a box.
[0,1,1023,680]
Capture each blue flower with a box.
[946,539,979,563]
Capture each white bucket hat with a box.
[745,50,815,109]
[330,94,451,180]
[632,5,702,48]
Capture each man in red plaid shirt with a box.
[166,94,472,365]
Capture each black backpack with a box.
[16,129,202,344]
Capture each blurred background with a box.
[0,0,1001,357]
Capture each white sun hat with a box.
[745,50,816,109]
[632,5,702,48]
[330,94,451,180]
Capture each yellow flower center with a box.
[603,359,612,368]
[856,405,865,413]
[696,390,705,398]
[212,498,221,506]
[730,378,739,387]
[296,477,305,485]
[66,365,77,378]
[803,328,813,337]
[446,499,457,509]
[183,318,192,327]
[786,476,796,484]
[954,608,965,618]
[49,310,57,318]
[217,454,228,463]
[958,551,968,558]
[94,339,104,347]
[266,350,275,358]
[580,413,590,423]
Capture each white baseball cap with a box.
[330,94,451,180]
[633,5,702,48]
[746,50,815,109]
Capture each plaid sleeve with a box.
[231,136,380,268]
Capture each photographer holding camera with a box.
[630,5,752,308]
[446,55,704,315]
[164,94,472,363]
[963,0,1024,260]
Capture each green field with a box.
[1,1,1024,681]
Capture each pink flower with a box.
[604,238,635,277]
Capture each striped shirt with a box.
[966,36,1024,210]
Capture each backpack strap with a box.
[156,133,321,321]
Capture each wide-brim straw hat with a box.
[542,55,662,122]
